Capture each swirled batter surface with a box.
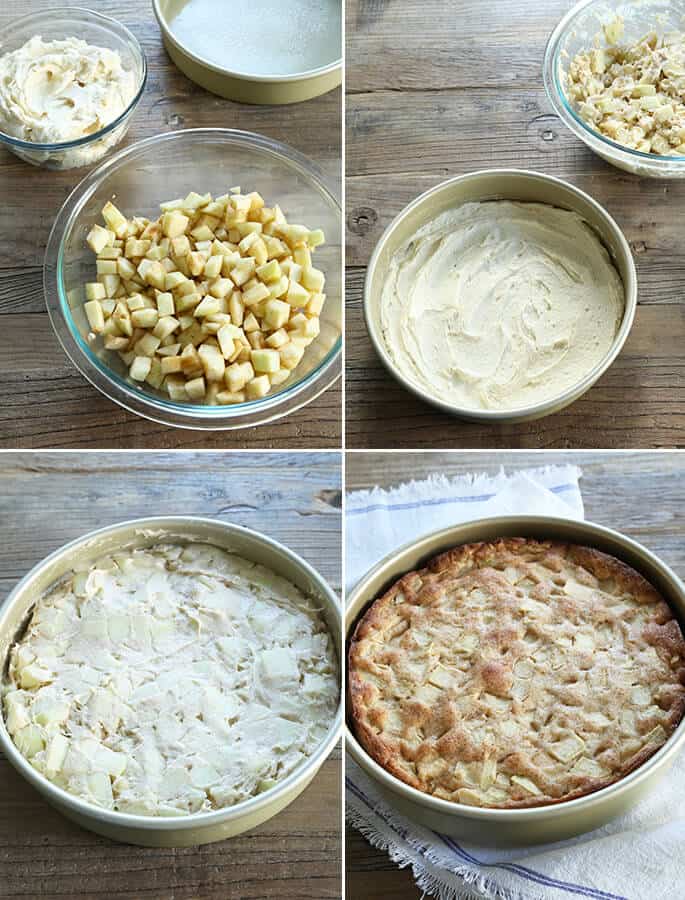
[379,201,625,411]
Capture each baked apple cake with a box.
[348,538,685,808]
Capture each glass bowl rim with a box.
[151,0,342,83]
[543,0,685,165]
[44,127,342,428]
[0,6,147,152]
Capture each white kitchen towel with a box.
[345,466,685,900]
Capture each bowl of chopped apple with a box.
[544,0,685,177]
[43,128,342,429]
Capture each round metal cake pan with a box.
[363,169,638,424]
[153,0,342,104]
[0,516,342,847]
[345,515,685,846]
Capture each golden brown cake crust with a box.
[348,538,685,809]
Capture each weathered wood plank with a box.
[0,451,342,898]
[346,0,571,93]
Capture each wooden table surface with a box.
[0,0,341,450]
[345,450,685,898]
[345,0,685,449]
[0,451,342,899]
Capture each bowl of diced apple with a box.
[43,128,342,429]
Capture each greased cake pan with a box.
[345,516,685,846]
[153,0,342,104]
[363,169,638,424]
[0,517,342,847]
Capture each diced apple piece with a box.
[4,692,29,733]
[85,282,107,301]
[246,374,271,399]
[243,282,270,308]
[117,257,136,279]
[185,375,206,401]
[87,224,112,254]
[45,734,70,775]
[15,725,45,758]
[217,325,237,360]
[203,255,223,279]
[293,246,312,268]
[269,368,291,386]
[190,224,215,242]
[160,355,183,375]
[96,259,117,276]
[84,300,105,333]
[307,229,325,248]
[125,237,151,258]
[230,257,256,286]
[208,277,234,299]
[162,210,190,238]
[134,333,161,357]
[307,292,325,316]
[19,663,52,689]
[187,251,206,276]
[130,356,152,382]
[102,201,129,237]
[153,316,180,341]
[131,308,159,329]
[194,296,222,318]
[198,344,225,382]
[263,298,290,330]
[155,292,175,316]
[216,390,245,404]
[265,328,289,349]
[138,259,166,290]
[301,266,325,292]
[145,357,164,390]
[101,274,121,298]
[225,361,252,392]
[228,292,245,326]
[251,348,280,374]
[175,291,202,313]
[165,270,188,291]
[298,316,320,339]
[256,259,281,283]
[279,342,305,370]
[242,313,259,336]
[165,374,188,401]
[286,280,310,307]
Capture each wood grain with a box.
[345,450,685,898]
[0,451,342,899]
[0,0,342,449]
[345,0,685,449]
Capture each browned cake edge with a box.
[347,538,685,809]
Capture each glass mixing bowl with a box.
[544,0,685,177]
[44,129,342,429]
[0,7,146,170]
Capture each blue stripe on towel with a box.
[346,483,576,517]
[346,777,627,900]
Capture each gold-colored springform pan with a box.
[363,169,638,424]
[345,515,685,846]
[153,0,342,104]
[0,516,342,847]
